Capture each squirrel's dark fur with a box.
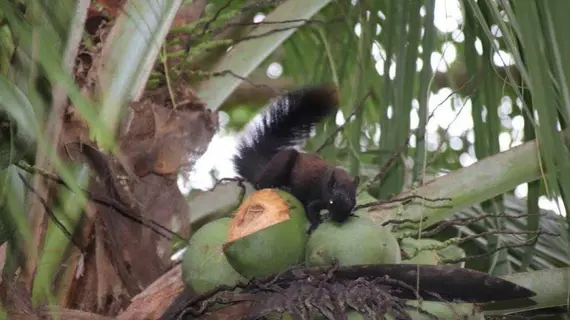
[233,84,360,233]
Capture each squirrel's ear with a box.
[353,176,360,187]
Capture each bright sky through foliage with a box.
[180,0,566,216]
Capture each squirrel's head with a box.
[326,171,360,223]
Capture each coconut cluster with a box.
[181,188,465,294]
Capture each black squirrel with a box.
[232,84,360,234]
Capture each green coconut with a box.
[305,216,401,267]
[400,238,466,267]
[400,238,440,265]
[181,217,245,293]
[437,241,466,267]
[223,189,309,278]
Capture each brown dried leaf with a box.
[56,84,217,315]
[118,265,184,320]
[118,82,219,177]
[0,279,34,314]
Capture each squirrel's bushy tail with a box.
[233,84,339,182]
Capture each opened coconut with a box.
[223,189,309,278]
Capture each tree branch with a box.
[117,265,185,320]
